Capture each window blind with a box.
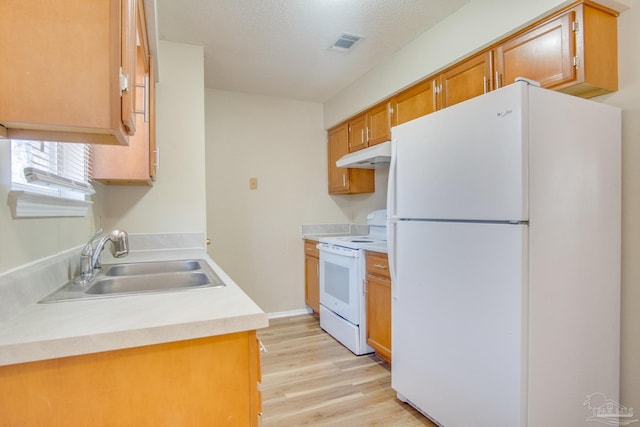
[10,140,94,197]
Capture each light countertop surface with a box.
[0,248,268,366]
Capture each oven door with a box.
[318,243,363,326]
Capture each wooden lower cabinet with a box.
[366,251,392,364]
[0,331,262,427]
[304,239,320,313]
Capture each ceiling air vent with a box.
[330,33,364,52]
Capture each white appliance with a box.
[318,209,387,355]
[387,81,621,427]
[336,141,391,169]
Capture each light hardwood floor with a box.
[257,314,436,426]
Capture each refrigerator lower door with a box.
[392,220,527,427]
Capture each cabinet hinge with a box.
[572,20,579,32]
[573,56,579,68]
[119,67,129,93]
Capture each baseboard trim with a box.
[267,308,313,319]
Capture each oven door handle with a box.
[317,243,360,258]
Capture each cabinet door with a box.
[495,11,576,90]
[328,124,350,193]
[441,51,492,108]
[348,114,367,152]
[0,0,133,145]
[366,273,392,363]
[391,78,438,126]
[91,7,154,186]
[121,0,137,136]
[305,254,320,313]
[367,102,391,146]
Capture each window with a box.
[8,140,94,218]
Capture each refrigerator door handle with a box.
[387,139,398,219]
[387,139,399,300]
[388,217,398,300]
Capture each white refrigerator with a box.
[387,81,621,427]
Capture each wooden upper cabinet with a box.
[0,0,141,145]
[91,0,156,185]
[391,78,438,126]
[121,0,137,136]
[495,11,576,90]
[348,103,391,152]
[327,123,374,195]
[348,114,368,153]
[367,102,391,146]
[441,51,493,109]
[494,3,618,98]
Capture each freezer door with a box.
[392,220,527,427]
[390,82,529,222]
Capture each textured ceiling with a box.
[157,0,470,103]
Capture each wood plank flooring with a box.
[257,314,436,426]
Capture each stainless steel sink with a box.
[39,259,226,303]
[104,259,203,277]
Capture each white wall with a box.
[100,41,207,235]
[599,0,640,414]
[322,0,639,414]
[204,89,387,313]
[0,140,97,271]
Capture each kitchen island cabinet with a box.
[0,332,262,426]
[304,240,320,313]
[366,251,391,363]
[327,123,375,194]
[0,0,143,146]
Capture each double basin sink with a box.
[40,259,226,303]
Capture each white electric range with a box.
[317,209,387,355]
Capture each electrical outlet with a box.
[249,177,258,190]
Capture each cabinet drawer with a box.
[304,240,319,258]
[366,251,390,279]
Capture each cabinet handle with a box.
[483,76,488,94]
[342,173,346,188]
[495,72,501,89]
[361,128,364,145]
[306,247,313,252]
[373,264,388,269]
[154,147,160,169]
[316,263,319,276]
[144,75,150,123]
[258,339,267,353]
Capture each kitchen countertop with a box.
[0,246,268,367]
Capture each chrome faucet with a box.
[80,229,129,283]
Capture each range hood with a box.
[336,141,391,169]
